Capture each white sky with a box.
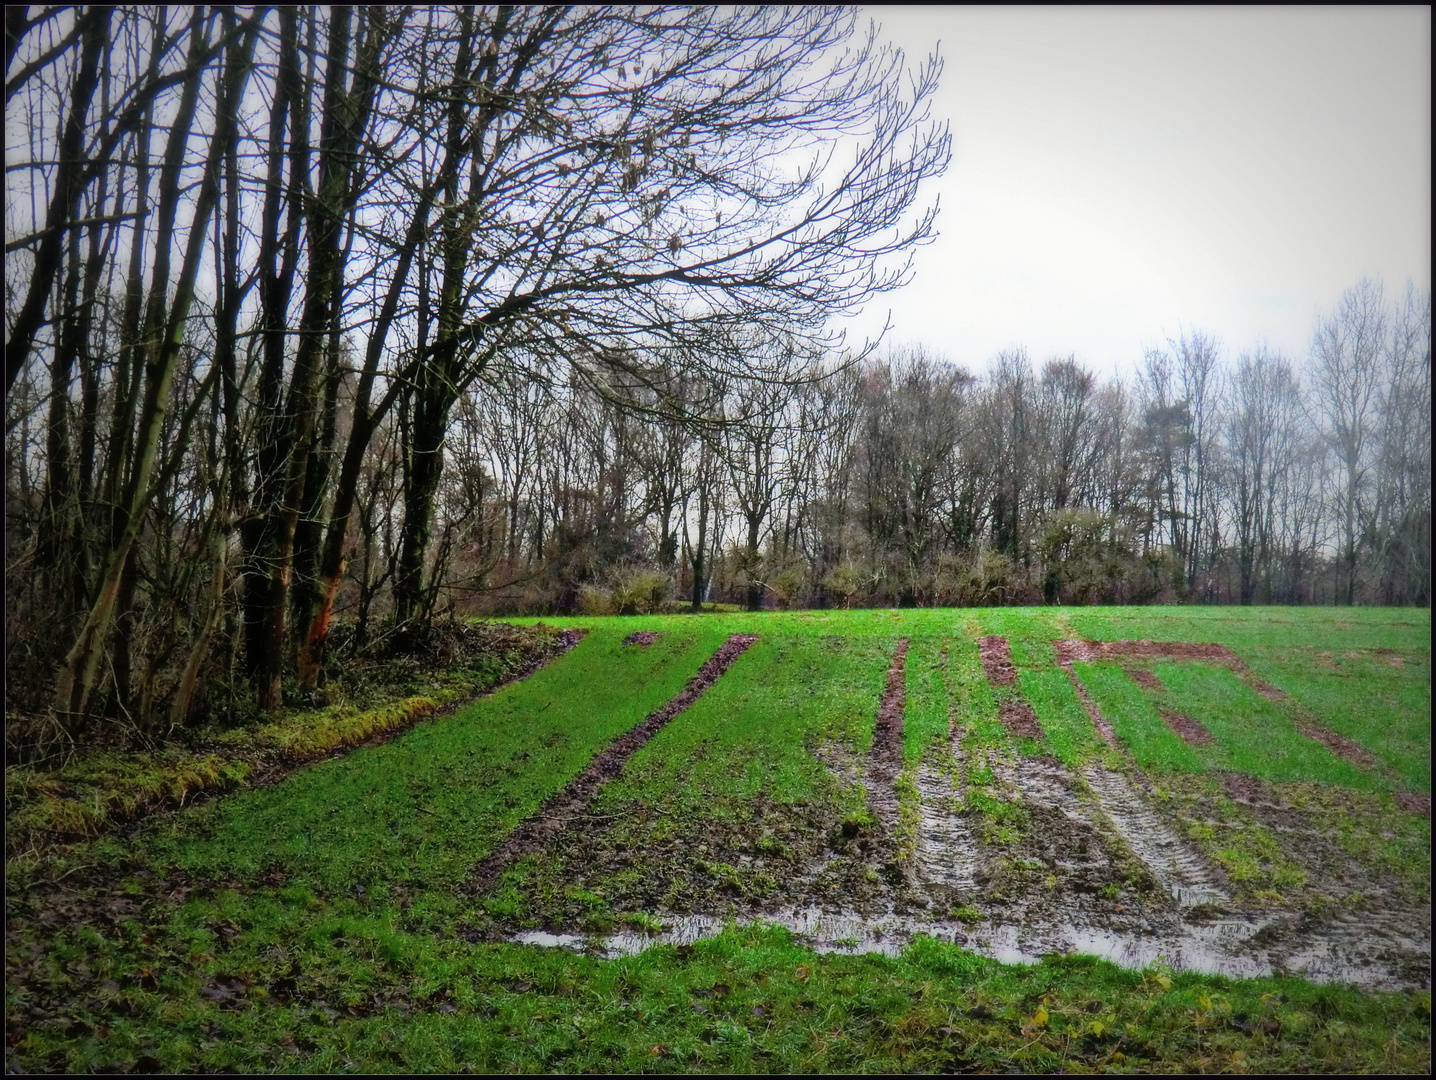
[841,5,1431,379]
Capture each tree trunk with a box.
[5,6,108,392]
[53,13,256,732]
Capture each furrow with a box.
[471,633,758,893]
[865,638,908,830]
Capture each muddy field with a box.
[478,635,1430,992]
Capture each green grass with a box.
[1153,663,1378,790]
[7,607,1431,1073]
[1242,649,1431,792]
[144,624,731,893]
[489,632,895,923]
[599,633,890,806]
[904,637,951,764]
[1073,661,1207,774]
[10,910,1427,1074]
[1065,605,1431,653]
[950,622,1006,753]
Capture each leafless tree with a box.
[1308,277,1387,605]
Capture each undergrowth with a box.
[4,621,568,861]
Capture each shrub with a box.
[609,566,672,614]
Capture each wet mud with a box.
[911,761,979,895]
[1081,764,1228,907]
[470,633,757,893]
[865,639,909,829]
[1395,792,1431,816]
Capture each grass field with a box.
[5,607,1430,1073]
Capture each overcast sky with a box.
[840,5,1431,379]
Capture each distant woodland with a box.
[5,7,1429,744]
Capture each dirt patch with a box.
[1124,666,1166,692]
[1394,792,1431,817]
[1160,708,1215,746]
[1055,639,1244,665]
[1292,722,1378,770]
[999,699,1044,739]
[1249,678,1287,701]
[471,634,758,894]
[978,635,1017,686]
[623,631,662,647]
[864,639,909,837]
[1375,648,1405,668]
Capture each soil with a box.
[865,640,909,828]
[623,631,663,647]
[998,698,1044,739]
[1291,721,1378,770]
[1159,707,1215,746]
[1055,638,1244,666]
[1124,666,1166,692]
[1394,792,1431,816]
[470,634,758,893]
[978,636,1017,686]
[1248,678,1288,701]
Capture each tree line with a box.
[5,5,948,743]
[430,277,1429,619]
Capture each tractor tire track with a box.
[1081,764,1230,908]
[471,633,758,894]
[913,761,979,893]
[913,641,980,894]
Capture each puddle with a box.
[502,904,1424,990]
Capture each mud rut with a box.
[490,636,1429,992]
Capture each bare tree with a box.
[1223,348,1297,603]
[1308,277,1387,605]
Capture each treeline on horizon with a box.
[3,7,1428,750]
[446,285,1431,621]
